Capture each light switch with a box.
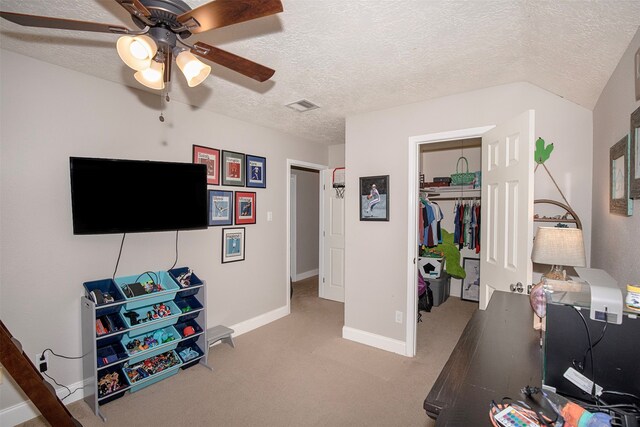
[267,211,273,221]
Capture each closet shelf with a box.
[422,188,480,200]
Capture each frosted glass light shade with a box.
[117,35,157,71]
[134,60,164,90]
[531,227,586,267]
[176,51,211,87]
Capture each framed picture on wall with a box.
[222,150,245,186]
[461,258,480,302]
[192,145,220,185]
[245,155,266,188]
[359,175,389,221]
[610,134,633,215]
[235,191,256,225]
[208,190,233,226]
[630,106,640,198]
[222,227,245,263]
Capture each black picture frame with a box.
[630,106,640,198]
[222,227,245,263]
[245,154,266,188]
[234,191,256,225]
[208,190,233,226]
[221,150,245,187]
[610,134,633,216]
[461,257,480,302]
[359,175,389,221]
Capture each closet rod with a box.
[427,196,478,201]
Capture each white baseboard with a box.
[0,378,87,426]
[342,326,407,356]
[294,269,318,282]
[229,304,290,337]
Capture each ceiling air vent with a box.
[286,99,320,112]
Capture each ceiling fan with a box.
[0,0,283,90]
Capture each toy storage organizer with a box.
[81,268,209,422]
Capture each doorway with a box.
[286,159,327,314]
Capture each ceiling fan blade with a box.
[0,11,134,34]
[192,41,275,82]
[177,0,283,34]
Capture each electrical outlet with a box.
[395,310,403,324]
[35,353,49,373]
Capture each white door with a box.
[321,170,345,302]
[290,175,297,280]
[480,110,535,310]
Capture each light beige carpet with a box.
[19,277,476,427]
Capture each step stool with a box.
[206,325,235,349]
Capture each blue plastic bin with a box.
[123,350,182,393]
[120,325,180,362]
[83,278,125,306]
[115,271,180,310]
[119,300,181,336]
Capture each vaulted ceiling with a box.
[1,1,639,145]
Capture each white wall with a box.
[291,168,319,278]
[345,82,593,345]
[328,144,345,168]
[591,28,640,286]
[0,50,327,412]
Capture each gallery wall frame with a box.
[208,190,233,226]
[246,154,266,188]
[222,150,245,187]
[222,227,245,263]
[630,106,640,198]
[192,145,220,185]
[610,134,633,216]
[461,257,480,302]
[359,175,389,221]
[235,191,256,225]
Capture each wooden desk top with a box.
[424,291,542,426]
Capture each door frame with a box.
[405,125,495,357]
[286,159,328,314]
[290,174,297,281]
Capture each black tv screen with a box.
[70,157,207,235]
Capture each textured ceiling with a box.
[1,1,639,145]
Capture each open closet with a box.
[417,138,482,324]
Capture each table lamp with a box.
[531,227,586,280]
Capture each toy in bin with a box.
[183,325,196,337]
[179,347,199,362]
[98,372,122,398]
[124,351,180,384]
[176,269,193,288]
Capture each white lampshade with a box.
[134,60,164,90]
[176,51,211,87]
[531,227,586,267]
[117,35,157,71]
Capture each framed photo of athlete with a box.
[192,145,220,185]
[461,257,480,302]
[630,106,640,198]
[235,191,256,225]
[245,154,266,188]
[222,227,245,263]
[222,150,245,187]
[359,175,389,221]
[208,190,233,226]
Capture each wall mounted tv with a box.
[70,157,208,235]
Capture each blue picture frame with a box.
[245,155,266,188]
[208,190,233,226]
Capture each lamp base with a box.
[542,265,565,281]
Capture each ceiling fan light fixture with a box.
[176,51,211,87]
[117,35,158,71]
[134,60,165,90]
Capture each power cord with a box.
[573,308,608,372]
[169,230,179,270]
[112,233,127,280]
[572,307,599,408]
[39,349,90,401]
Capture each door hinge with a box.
[323,230,325,237]
[323,184,326,190]
[323,277,325,283]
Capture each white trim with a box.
[294,268,319,282]
[406,125,495,357]
[285,159,327,312]
[229,305,290,337]
[290,174,297,280]
[0,378,88,426]
[342,326,406,355]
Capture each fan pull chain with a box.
[159,90,170,122]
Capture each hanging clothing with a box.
[419,197,444,248]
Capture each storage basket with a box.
[450,156,475,185]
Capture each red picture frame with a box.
[192,145,220,185]
[234,191,256,225]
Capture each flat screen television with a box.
[70,157,208,235]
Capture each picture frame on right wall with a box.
[610,134,633,216]
[461,257,480,303]
[630,106,640,198]
[222,150,245,187]
[245,154,266,188]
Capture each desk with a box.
[424,291,542,425]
